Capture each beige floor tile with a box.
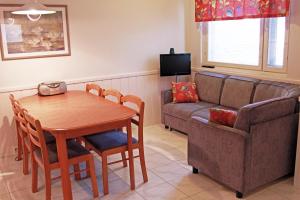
[138,152,173,169]
[268,178,300,197]
[5,172,40,192]
[151,162,191,181]
[0,194,11,200]
[0,178,9,195]
[189,187,237,200]
[167,173,223,196]
[245,188,289,200]
[101,191,144,200]
[134,171,165,191]
[137,182,188,200]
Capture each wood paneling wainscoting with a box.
[0,71,179,158]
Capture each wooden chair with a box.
[9,94,23,162]
[102,89,123,104]
[10,95,57,175]
[85,87,127,176]
[86,83,103,96]
[84,95,148,195]
[9,95,30,174]
[21,109,99,200]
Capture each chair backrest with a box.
[14,103,30,138]
[9,94,23,135]
[23,110,50,164]
[86,83,103,96]
[102,89,123,104]
[9,94,19,116]
[121,95,145,142]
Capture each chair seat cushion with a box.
[36,140,90,164]
[85,130,138,151]
[43,131,56,144]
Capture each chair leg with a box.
[102,155,109,195]
[86,161,91,177]
[138,146,148,182]
[73,164,81,180]
[121,152,127,167]
[23,145,29,175]
[44,169,52,200]
[32,158,38,193]
[88,158,99,198]
[16,133,23,161]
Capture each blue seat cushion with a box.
[85,130,138,151]
[43,131,56,144]
[35,140,90,164]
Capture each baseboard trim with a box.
[0,70,159,94]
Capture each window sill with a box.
[192,66,300,84]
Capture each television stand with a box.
[175,75,180,83]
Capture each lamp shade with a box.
[11,2,56,15]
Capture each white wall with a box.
[0,0,186,90]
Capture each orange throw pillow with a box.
[172,82,199,103]
[209,108,237,127]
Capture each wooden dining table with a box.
[19,90,137,200]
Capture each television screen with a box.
[160,53,191,77]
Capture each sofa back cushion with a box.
[194,72,228,104]
[220,76,258,109]
[253,81,297,103]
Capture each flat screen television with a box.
[160,53,191,77]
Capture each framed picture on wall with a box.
[0,4,71,61]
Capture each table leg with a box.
[127,122,135,190]
[56,135,73,200]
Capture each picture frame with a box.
[0,4,71,61]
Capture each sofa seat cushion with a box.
[194,72,228,104]
[220,76,258,109]
[192,106,238,120]
[163,101,216,120]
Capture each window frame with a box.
[200,17,289,73]
[262,17,290,73]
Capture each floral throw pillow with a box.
[172,82,199,103]
[209,108,237,127]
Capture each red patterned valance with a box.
[195,0,290,22]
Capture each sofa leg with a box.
[165,125,169,129]
[192,167,199,174]
[236,191,243,199]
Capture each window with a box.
[201,17,289,73]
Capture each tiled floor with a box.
[0,124,299,200]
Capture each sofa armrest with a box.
[188,116,248,191]
[161,89,172,105]
[191,116,248,137]
[234,97,297,132]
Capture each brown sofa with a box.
[161,71,300,198]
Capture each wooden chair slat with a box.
[86,83,103,96]
[102,89,123,104]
